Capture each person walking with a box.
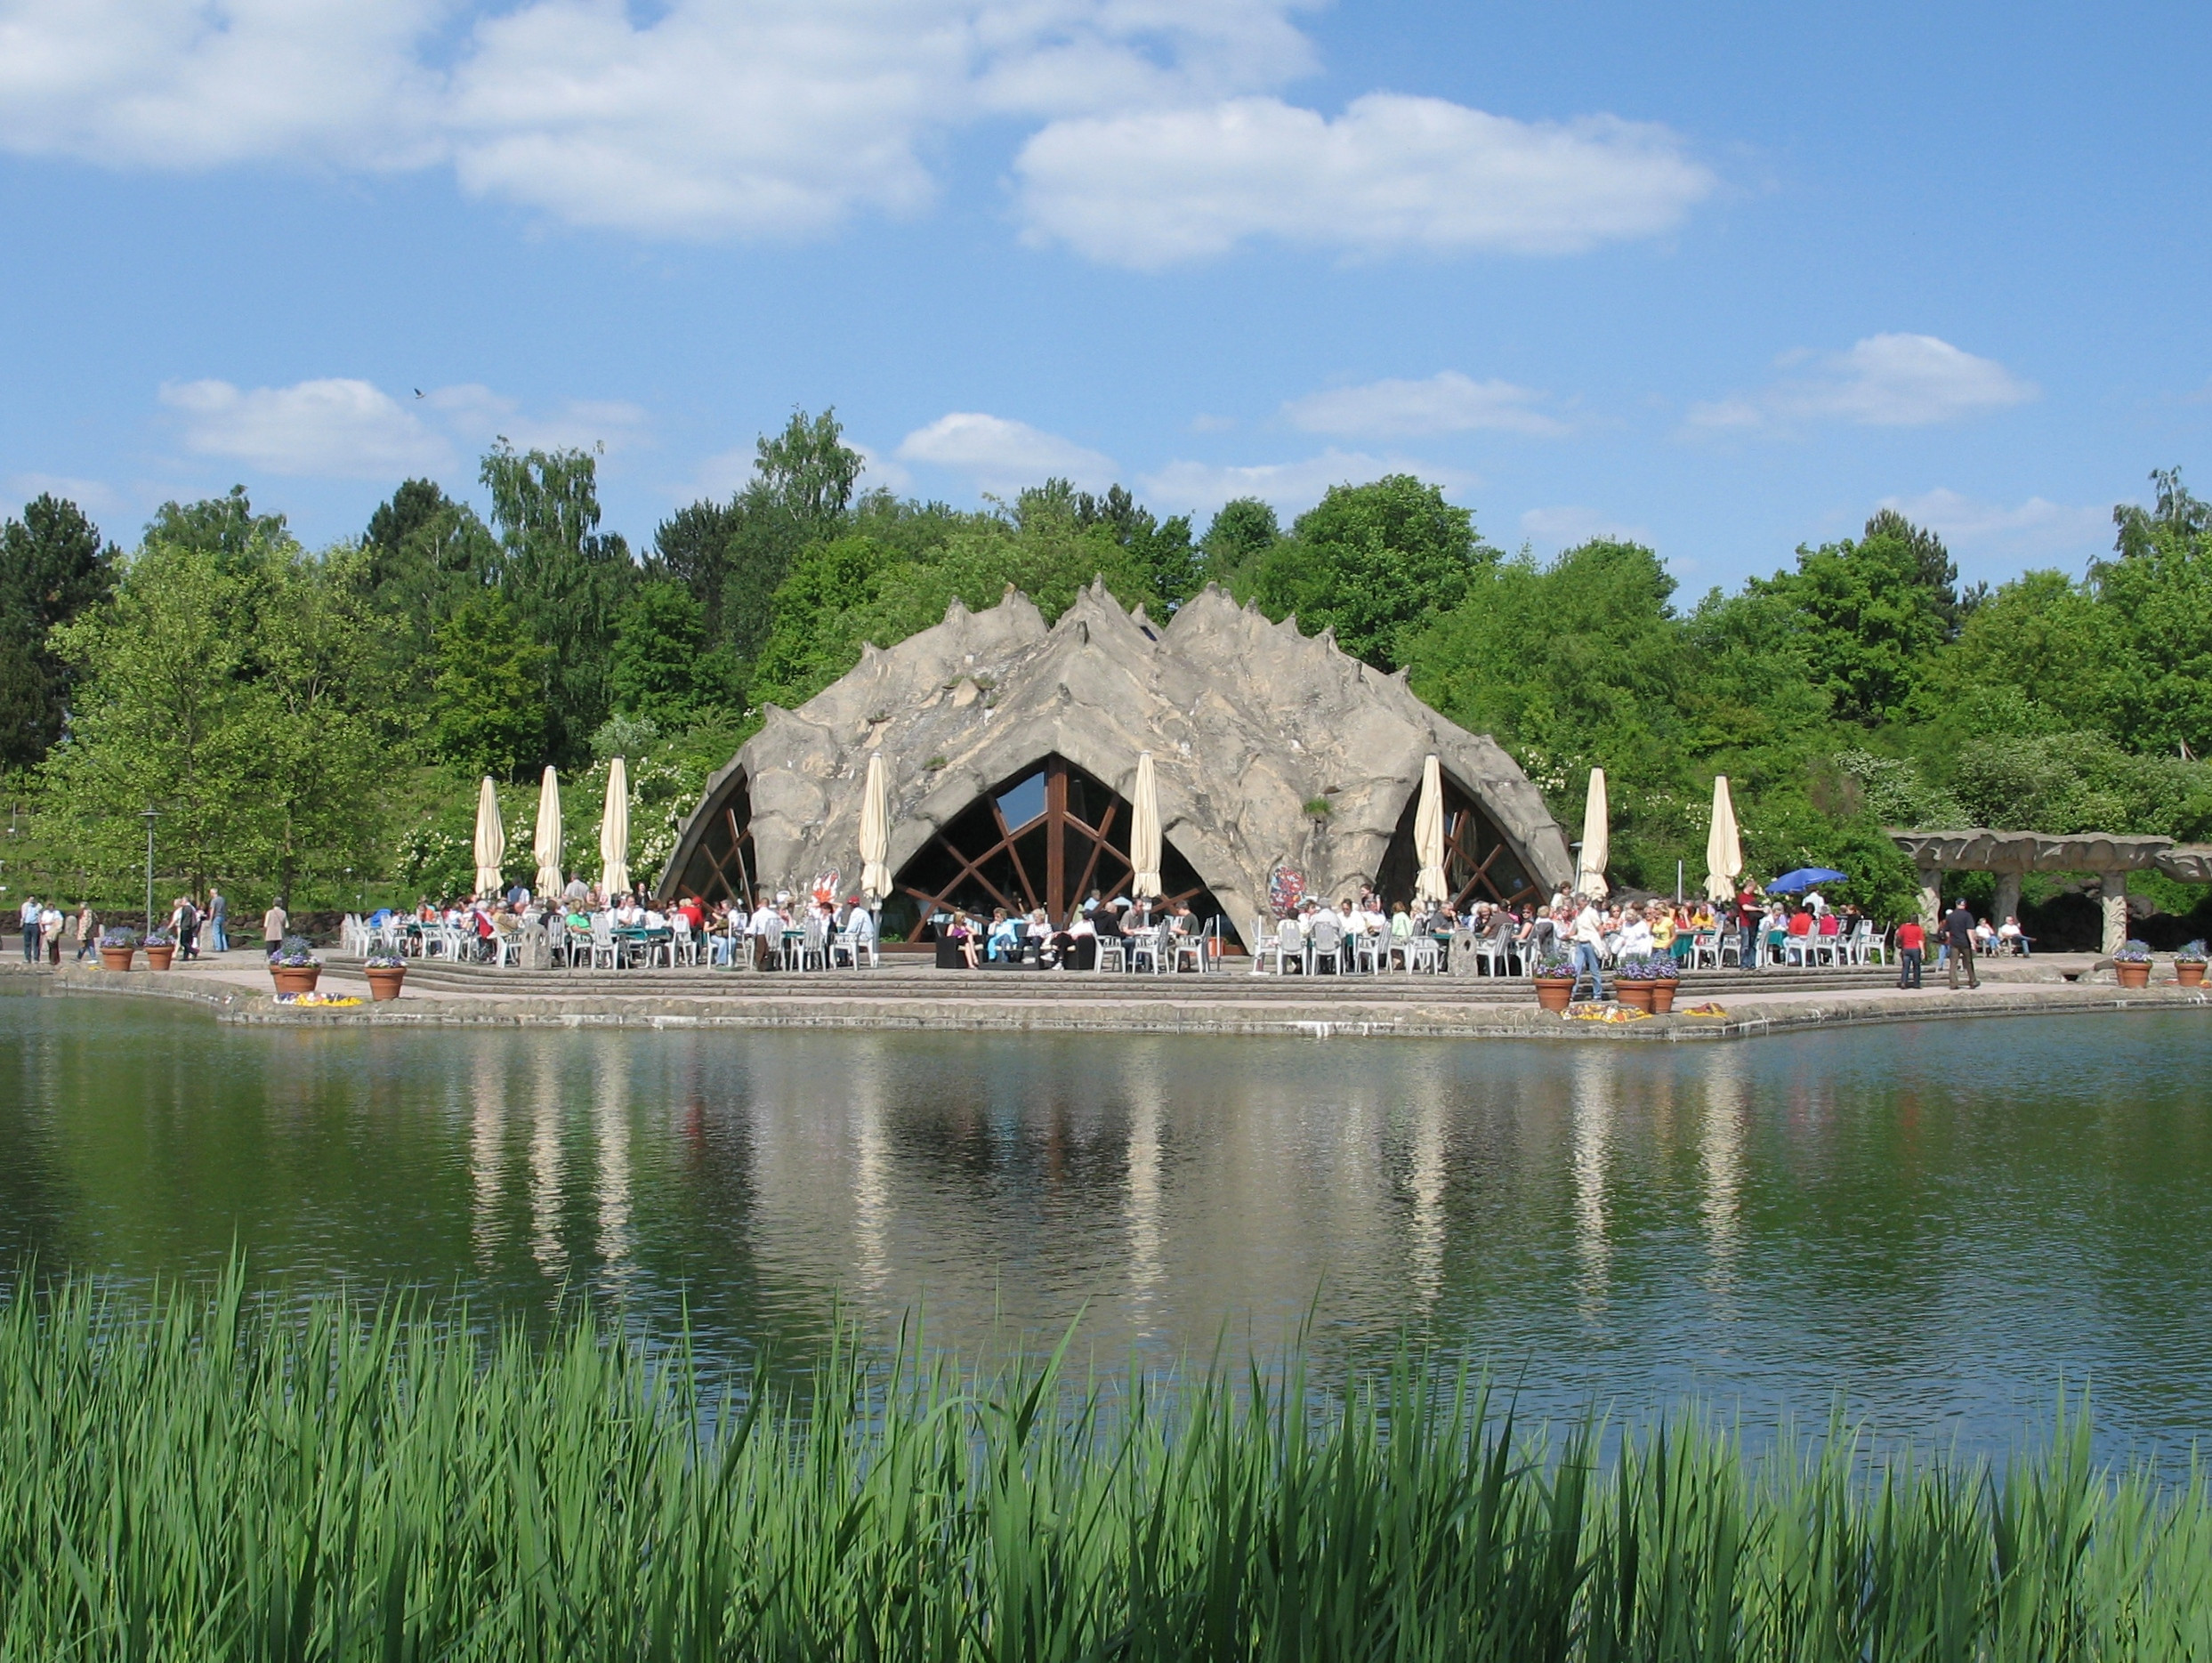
[262,897,288,958]
[19,894,40,963]
[206,886,228,953]
[1942,899,1979,990]
[1570,899,1610,1002]
[72,901,98,962]
[1896,916,1925,989]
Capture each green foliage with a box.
[39,524,389,905]
[481,442,633,763]
[359,479,501,731]
[1242,474,1489,669]
[1751,513,1958,725]
[2090,467,2212,755]
[4,1270,2207,1660]
[1067,481,1200,606]
[0,495,116,769]
[1199,496,1280,585]
[609,579,721,726]
[427,596,548,781]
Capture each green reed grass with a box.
[4,1269,2211,1661]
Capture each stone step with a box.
[329,957,1900,1004]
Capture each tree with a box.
[0,496,116,769]
[144,485,288,569]
[2092,468,2212,755]
[41,539,259,894]
[1240,475,1488,670]
[609,581,719,726]
[656,408,866,675]
[230,546,389,904]
[1751,513,1953,725]
[359,479,501,734]
[1069,483,1200,607]
[1200,498,1280,586]
[427,596,549,780]
[480,443,633,764]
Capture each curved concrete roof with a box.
[1887,827,2177,872]
[660,582,1575,942]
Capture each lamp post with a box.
[141,804,158,933]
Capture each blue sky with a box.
[2,0,2208,595]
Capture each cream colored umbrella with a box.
[599,756,631,899]
[859,753,892,902]
[472,777,505,899]
[1413,753,1449,907]
[1704,774,1743,904]
[1573,766,1610,900]
[532,765,564,898]
[1130,751,1163,900]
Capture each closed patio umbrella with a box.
[533,765,564,898]
[600,757,631,899]
[1414,754,1448,907]
[1131,751,1162,900]
[860,753,892,902]
[1574,767,1610,900]
[1704,774,1742,903]
[472,777,505,899]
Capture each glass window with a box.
[995,770,1047,831]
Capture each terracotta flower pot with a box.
[2178,962,2206,989]
[363,966,406,1002]
[1617,981,1656,1012]
[1534,975,1575,1013]
[270,965,321,996]
[145,945,174,971]
[99,948,135,972]
[1651,977,1680,1014]
[2116,962,2151,989]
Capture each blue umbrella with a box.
[1766,867,1847,894]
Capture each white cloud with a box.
[1015,93,1715,269]
[1877,488,2107,560]
[1519,505,1652,549]
[0,0,1320,240]
[424,383,650,454]
[5,472,131,523]
[1285,370,1568,439]
[0,0,447,169]
[159,377,453,478]
[1139,448,1472,517]
[897,412,1115,494]
[1689,334,2038,432]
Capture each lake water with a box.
[4,987,2210,1454]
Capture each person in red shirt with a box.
[1896,917,1925,988]
[1735,882,1762,966]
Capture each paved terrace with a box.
[12,949,2209,1042]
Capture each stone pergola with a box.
[1888,828,2212,953]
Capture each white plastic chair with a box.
[1094,935,1127,973]
[1251,926,1283,974]
[588,916,619,969]
[1173,933,1207,973]
[1127,929,1165,973]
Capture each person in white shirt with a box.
[1570,901,1609,1000]
[1617,908,1655,959]
[747,895,781,969]
[1804,889,1826,918]
[19,895,40,963]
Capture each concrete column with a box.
[2101,871,2130,956]
[1992,871,2022,931]
[1917,866,1944,932]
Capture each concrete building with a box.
[658,583,1575,947]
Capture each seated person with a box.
[985,908,1021,962]
[1998,915,2024,954]
[1277,914,1304,969]
[947,913,981,969]
[1308,907,1344,971]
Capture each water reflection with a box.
[1570,1050,1612,1318]
[6,989,2212,1456]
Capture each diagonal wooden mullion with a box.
[929,827,1021,916]
[1070,801,1118,910]
[997,807,1043,913]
